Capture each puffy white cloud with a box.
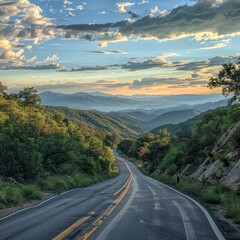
[0,49,25,60]
[0,0,56,65]
[116,2,135,14]
[26,55,37,63]
[36,54,59,64]
[0,39,12,50]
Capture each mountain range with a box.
[40,91,229,134]
[40,91,227,112]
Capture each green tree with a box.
[118,138,134,154]
[159,128,171,145]
[18,87,41,107]
[208,58,240,103]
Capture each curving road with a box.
[0,151,225,240]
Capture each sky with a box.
[0,0,240,95]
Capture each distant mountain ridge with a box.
[40,91,227,112]
[145,109,201,131]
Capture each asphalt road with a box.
[0,152,225,240]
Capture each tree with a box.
[138,145,150,159]
[158,128,171,145]
[208,58,240,103]
[0,82,7,95]
[118,138,134,154]
[18,87,41,107]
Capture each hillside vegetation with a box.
[45,106,142,138]
[0,87,117,208]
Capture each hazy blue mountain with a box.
[150,105,228,135]
[150,112,207,135]
[145,109,201,131]
[194,99,227,112]
[40,91,226,112]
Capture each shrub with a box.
[21,185,41,200]
[73,174,93,187]
[213,183,231,194]
[44,176,69,192]
[220,194,240,223]
[202,189,220,204]
[5,186,23,205]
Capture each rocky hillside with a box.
[188,123,240,189]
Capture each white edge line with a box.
[148,177,225,240]
[0,180,110,222]
[0,195,58,221]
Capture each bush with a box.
[220,194,240,223]
[202,189,220,204]
[214,183,231,194]
[2,186,23,205]
[44,176,69,192]
[21,185,41,200]
[178,181,204,198]
[73,174,93,187]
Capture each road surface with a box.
[0,152,225,240]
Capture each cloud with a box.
[76,5,84,11]
[58,0,240,45]
[11,79,131,93]
[149,6,169,18]
[26,55,37,63]
[130,77,208,90]
[36,54,59,64]
[1,63,62,70]
[116,2,135,14]
[126,11,139,18]
[88,50,127,54]
[20,64,62,70]
[119,56,180,71]
[0,49,25,60]
[200,42,229,50]
[70,66,110,72]
[0,39,12,50]
[0,0,56,64]
[138,0,149,5]
[177,55,239,71]
[130,77,182,89]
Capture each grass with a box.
[220,194,240,224]
[37,173,112,193]
[21,185,41,199]
[0,169,119,209]
[201,189,220,204]
[0,180,41,209]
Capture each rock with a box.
[221,159,240,190]
[179,164,192,177]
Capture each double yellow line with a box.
[53,158,132,240]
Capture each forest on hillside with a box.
[0,85,118,208]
